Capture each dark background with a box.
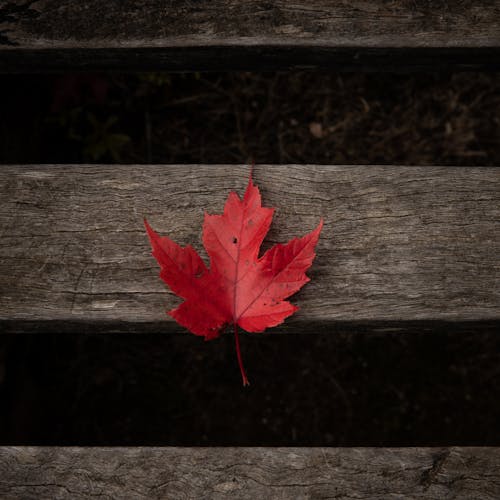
[1,71,499,445]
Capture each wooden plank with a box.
[0,165,498,335]
[1,1,500,71]
[0,447,499,499]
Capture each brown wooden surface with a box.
[1,1,500,71]
[1,447,500,499]
[0,164,498,334]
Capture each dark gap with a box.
[1,331,499,446]
[1,71,500,165]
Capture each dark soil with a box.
[0,71,499,446]
[1,72,500,165]
[1,331,500,446]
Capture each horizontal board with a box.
[1,1,500,71]
[0,165,498,335]
[1,447,499,499]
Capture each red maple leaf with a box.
[145,173,323,385]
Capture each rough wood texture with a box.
[1,1,500,71]
[0,165,498,335]
[1,447,499,499]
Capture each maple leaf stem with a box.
[234,323,250,387]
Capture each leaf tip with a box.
[144,218,156,238]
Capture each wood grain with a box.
[0,164,498,334]
[1,447,499,499]
[1,1,500,71]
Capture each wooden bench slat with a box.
[1,447,499,498]
[1,1,500,71]
[0,165,498,334]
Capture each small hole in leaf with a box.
[233,237,238,244]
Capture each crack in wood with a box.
[420,448,451,490]
[0,0,40,46]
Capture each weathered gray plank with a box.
[1,447,499,499]
[0,165,498,334]
[1,1,500,71]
